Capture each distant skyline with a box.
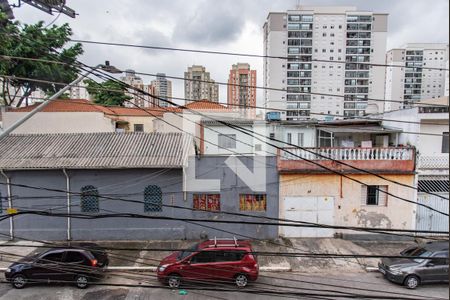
[13,0,449,106]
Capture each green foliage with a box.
[85,79,131,106]
[0,12,83,106]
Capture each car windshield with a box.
[403,247,433,263]
[178,243,199,260]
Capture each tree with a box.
[0,12,83,107]
[84,79,131,106]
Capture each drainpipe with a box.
[62,169,71,241]
[0,170,13,240]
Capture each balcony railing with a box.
[281,147,414,161]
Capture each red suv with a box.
[157,238,258,288]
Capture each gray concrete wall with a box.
[0,156,279,241]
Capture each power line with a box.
[1,55,448,215]
[1,209,447,236]
[1,54,449,108]
[1,242,446,260]
[84,66,450,206]
[3,75,449,135]
[2,78,448,138]
[0,236,444,300]
[67,39,450,72]
[1,71,447,203]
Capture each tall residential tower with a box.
[384,43,449,111]
[227,63,257,118]
[151,73,173,107]
[184,65,219,103]
[263,6,388,120]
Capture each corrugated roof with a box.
[0,132,193,170]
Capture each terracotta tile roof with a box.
[6,99,230,117]
[7,99,166,117]
[184,100,228,110]
[168,100,229,113]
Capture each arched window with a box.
[81,185,99,213]
[144,185,162,212]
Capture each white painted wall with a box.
[2,112,115,134]
[203,125,255,155]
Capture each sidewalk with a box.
[0,238,413,273]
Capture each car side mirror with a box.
[182,260,190,265]
[426,262,435,267]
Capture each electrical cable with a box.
[11,92,450,127]
[1,54,448,109]
[2,55,445,204]
[66,39,450,72]
[2,71,448,211]
[0,208,447,236]
[0,245,440,300]
[82,65,450,206]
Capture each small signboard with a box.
[6,208,18,214]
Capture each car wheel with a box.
[404,275,420,289]
[167,274,181,288]
[235,274,248,288]
[12,274,27,289]
[75,275,89,289]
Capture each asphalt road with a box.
[0,271,448,300]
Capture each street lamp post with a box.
[0,61,121,139]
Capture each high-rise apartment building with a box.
[151,73,172,107]
[121,69,152,108]
[227,63,257,117]
[263,6,388,121]
[184,65,219,103]
[384,43,449,111]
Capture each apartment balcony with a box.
[278,147,416,174]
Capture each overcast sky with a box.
[12,0,449,105]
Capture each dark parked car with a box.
[157,238,259,288]
[5,246,108,289]
[378,241,449,289]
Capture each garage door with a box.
[283,196,334,238]
[416,193,449,235]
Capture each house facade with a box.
[0,132,279,241]
[380,96,449,233]
[1,99,164,134]
[276,122,417,238]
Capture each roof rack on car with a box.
[208,237,239,248]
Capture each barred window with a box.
[361,186,388,206]
[240,194,267,212]
[81,185,99,213]
[144,185,162,212]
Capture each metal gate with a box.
[283,196,334,238]
[416,193,449,235]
